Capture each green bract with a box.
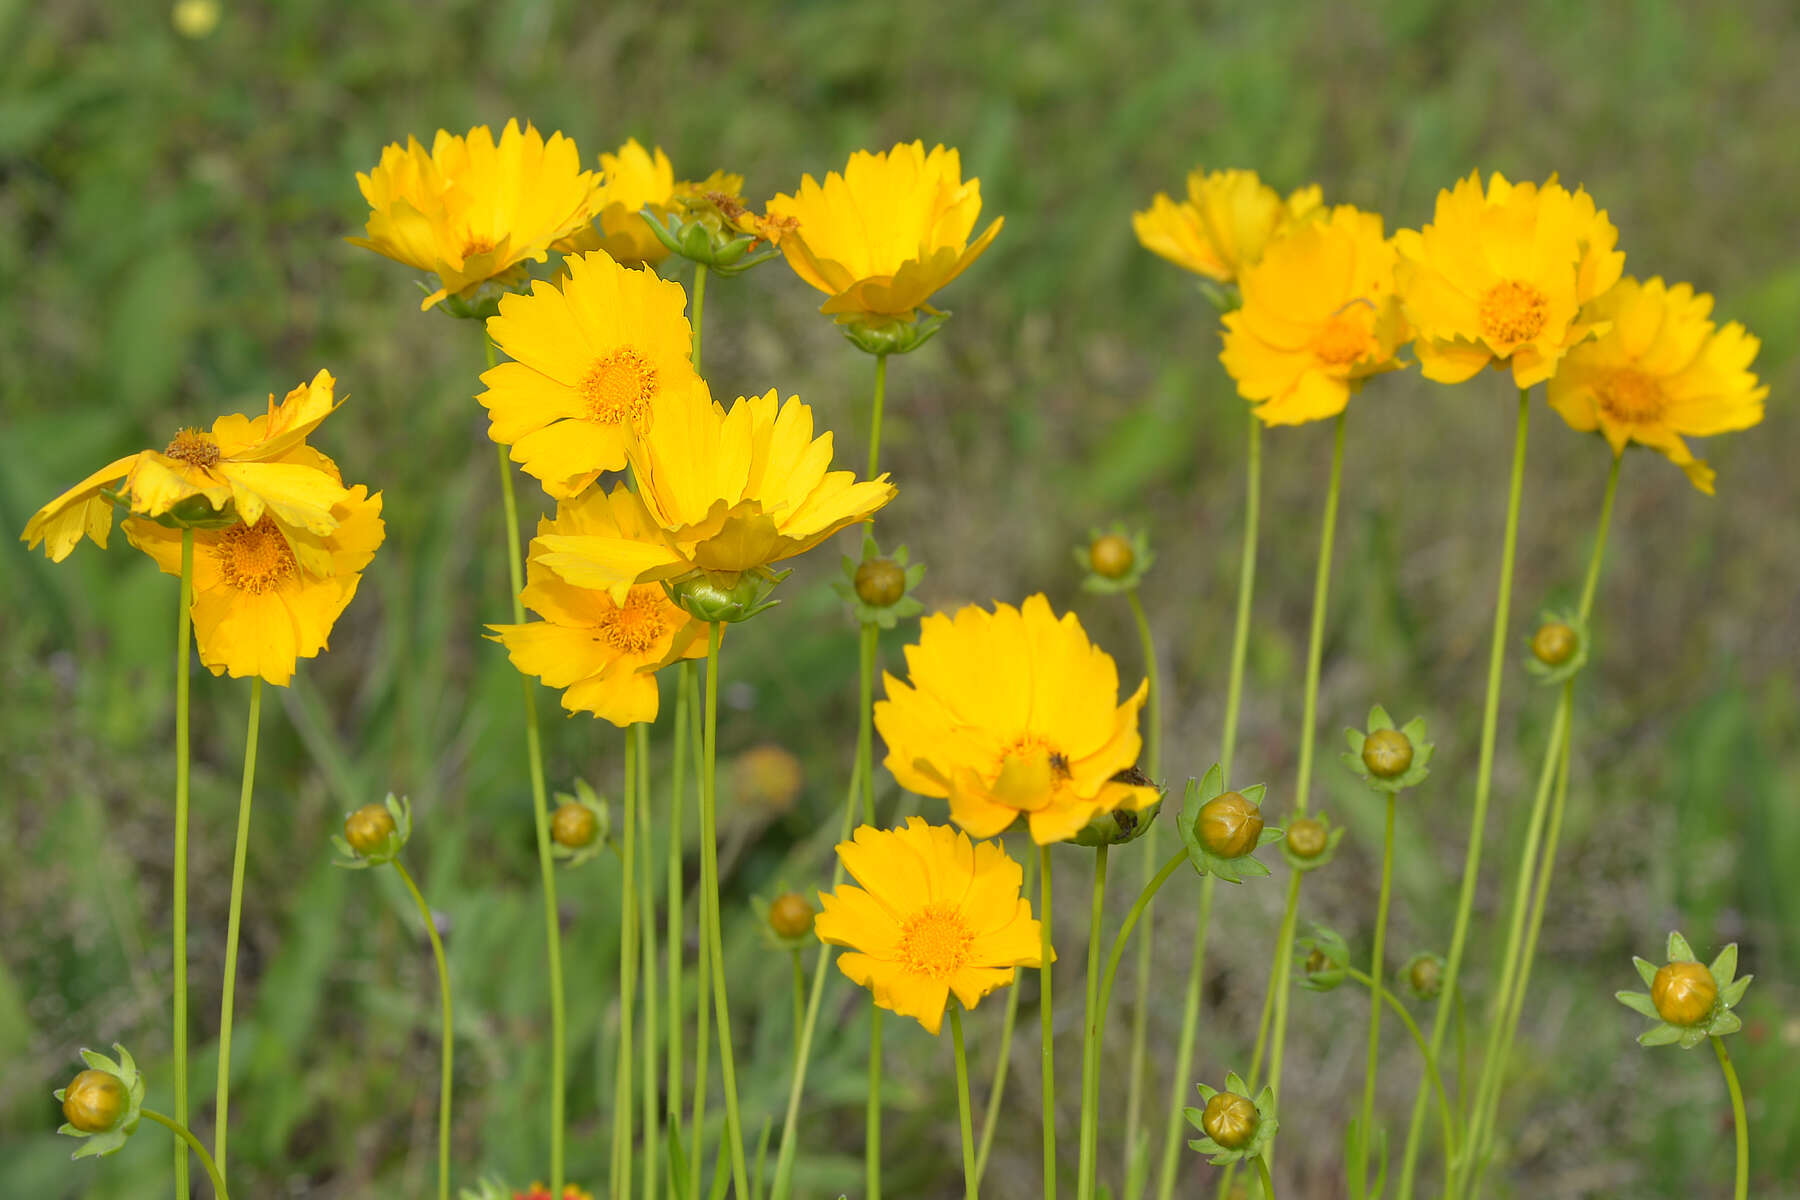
[1616,931,1751,1049]
[549,779,612,868]
[1342,704,1433,794]
[666,567,791,623]
[54,1044,145,1160]
[1296,924,1350,992]
[1184,1070,1278,1165]
[1280,810,1346,872]
[1524,607,1590,685]
[1072,522,1155,594]
[642,205,783,276]
[331,793,412,869]
[840,309,951,356]
[1178,763,1283,884]
[836,534,926,630]
[1400,950,1446,1002]
[1069,772,1163,847]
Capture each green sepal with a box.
[835,534,927,630]
[1614,990,1658,1019]
[54,1042,144,1160]
[1667,931,1697,963]
[1280,809,1347,872]
[1523,607,1589,685]
[1720,975,1752,1009]
[1073,522,1155,594]
[1709,943,1738,986]
[1177,766,1280,884]
[1637,1023,1684,1047]
[1632,956,1659,988]
[550,777,613,868]
[1198,280,1240,313]
[1296,924,1351,992]
[666,566,791,623]
[1069,793,1164,847]
[331,793,412,868]
[1343,704,1434,794]
[839,309,951,356]
[148,492,241,531]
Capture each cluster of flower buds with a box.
[332,793,413,869]
[837,534,926,630]
[1178,764,1283,883]
[1184,1070,1279,1165]
[1342,705,1433,794]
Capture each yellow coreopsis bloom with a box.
[532,386,895,602]
[1133,168,1323,284]
[1546,277,1767,493]
[123,480,384,687]
[874,594,1158,844]
[815,818,1045,1035]
[20,371,350,571]
[765,141,1003,320]
[479,249,700,497]
[350,120,604,311]
[586,138,745,267]
[1395,171,1624,388]
[489,484,708,725]
[1220,205,1409,425]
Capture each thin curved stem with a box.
[1122,590,1161,1197]
[637,723,659,1200]
[143,1109,228,1200]
[690,264,708,372]
[214,676,262,1176]
[951,1006,980,1200]
[667,664,690,1132]
[1358,795,1397,1190]
[1077,845,1111,1200]
[394,861,453,1200]
[975,851,1033,1188]
[868,353,889,479]
[1397,389,1530,1200]
[1098,851,1187,1020]
[172,528,194,1200]
[1257,1154,1277,1200]
[1156,875,1216,1200]
[702,624,751,1199]
[1040,846,1059,1200]
[1713,1036,1749,1200]
[1344,968,1458,1174]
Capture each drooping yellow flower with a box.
[350,120,604,310]
[1220,205,1409,425]
[585,138,745,267]
[765,141,1003,320]
[532,386,895,600]
[1546,277,1767,494]
[1395,171,1624,388]
[874,594,1157,844]
[123,479,384,687]
[489,484,707,725]
[20,371,350,571]
[1133,168,1323,284]
[479,249,700,497]
[815,818,1045,1035]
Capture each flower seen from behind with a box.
[874,594,1157,844]
[815,818,1044,1034]
[1545,277,1766,493]
[1133,167,1322,285]
[586,138,744,268]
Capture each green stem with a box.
[1256,1154,1277,1200]
[143,1109,228,1200]
[638,722,659,1200]
[974,850,1034,1188]
[490,331,566,1194]
[868,1007,885,1200]
[1040,846,1059,1200]
[668,664,690,1132]
[394,861,454,1200]
[1126,591,1161,781]
[172,527,193,1200]
[1097,851,1187,1021]
[859,621,882,1200]
[951,1006,980,1200]
[690,263,708,372]
[868,352,889,479]
[1359,794,1396,1188]
[1077,845,1110,1200]
[1344,968,1458,1176]
[689,673,711,1190]
[790,949,806,1070]
[613,731,638,1200]
[1713,1036,1749,1200]
[1397,388,1530,1200]
[213,676,262,1177]
[702,624,751,1199]
[1122,589,1160,1198]
[1158,408,1257,1200]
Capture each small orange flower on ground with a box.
[815,818,1045,1035]
[21,371,350,570]
[489,484,707,725]
[765,141,1003,320]
[874,594,1157,844]
[124,478,384,687]
[1221,205,1409,425]
[584,138,744,267]
[1546,277,1766,493]
[1133,167,1322,284]
[479,249,700,498]
[350,120,603,310]
[1394,170,1624,388]
[513,1185,594,1200]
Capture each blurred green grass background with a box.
[2,0,1796,1196]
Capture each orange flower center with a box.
[1004,736,1072,781]
[461,236,495,260]
[164,427,221,468]
[594,586,669,655]
[1478,280,1549,345]
[217,517,297,593]
[1595,368,1665,423]
[1311,314,1373,366]
[896,904,974,980]
[581,348,657,431]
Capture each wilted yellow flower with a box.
[533,387,895,599]
[816,818,1044,1034]
[875,595,1157,844]
[1220,205,1408,425]
[21,371,349,571]
[1133,168,1322,284]
[583,138,745,267]
[734,743,804,812]
[350,120,603,311]
[1395,171,1623,388]
[490,484,707,725]
[479,249,700,497]
[765,141,1003,320]
[124,479,384,687]
[1547,277,1766,493]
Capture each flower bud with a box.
[1285,816,1328,860]
[1201,1091,1259,1150]
[344,804,397,856]
[667,571,784,623]
[767,892,815,939]
[1088,533,1135,580]
[1196,791,1264,859]
[551,802,599,850]
[735,744,804,813]
[853,559,907,608]
[1360,728,1414,779]
[1651,960,1717,1027]
[61,1069,126,1134]
[1404,952,1444,1001]
[1531,621,1578,666]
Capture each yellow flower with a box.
[1220,205,1409,425]
[350,120,603,310]
[815,818,1045,1034]
[765,141,1004,320]
[874,595,1157,844]
[1546,277,1767,494]
[489,484,707,725]
[585,138,745,267]
[479,249,700,497]
[1133,168,1323,284]
[533,387,895,598]
[123,478,384,687]
[20,371,350,571]
[1395,171,1624,388]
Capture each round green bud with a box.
[344,804,397,856]
[1361,728,1414,779]
[767,893,815,939]
[1405,953,1444,1000]
[1285,816,1328,859]
[670,574,768,623]
[62,1069,126,1133]
[1532,621,1578,666]
[551,802,599,850]
[853,559,907,607]
[1651,960,1717,1027]
[1088,534,1135,580]
[1201,1090,1258,1150]
[1197,791,1264,859]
